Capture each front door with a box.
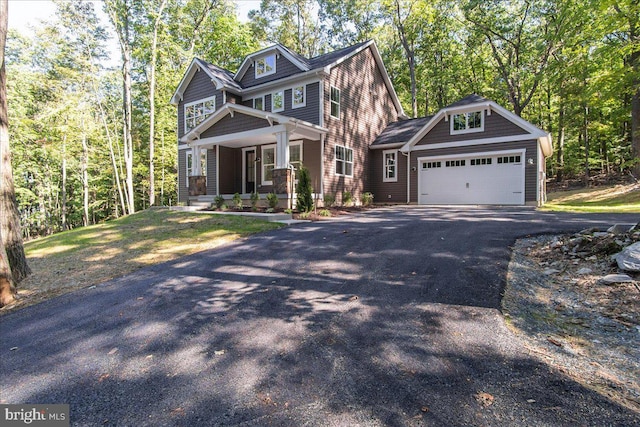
[245,149,256,193]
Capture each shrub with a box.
[232,193,243,210]
[361,192,374,206]
[342,190,353,207]
[265,208,275,213]
[319,209,331,217]
[214,195,225,209]
[296,166,313,212]
[298,211,311,219]
[250,192,260,211]
[266,192,279,209]
[284,208,293,214]
[323,193,335,208]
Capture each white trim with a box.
[215,144,220,196]
[410,134,539,153]
[370,142,404,150]
[319,81,325,127]
[235,44,309,81]
[330,85,340,119]
[184,95,216,134]
[272,90,284,112]
[242,146,257,194]
[406,151,411,204]
[186,149,208,187]
[334,144,354,177]
[241,74,323,98]
[254,54,276,79]
[320,134,325,197]
[289,140,303,170]
[292,84,306,109]
[190,125,288,148]
[383,149,398,182]
[261,144,277,186]
[253,95,265,111]
[178,144,190,150]
[450,110,484,135]
[416,148,526,206]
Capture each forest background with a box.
[4,0,639,239]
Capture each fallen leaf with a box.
[98,373,110,382]
[9,347,18,351]
[170,407,185,416]
[475,392,494,407]
[421,406,429,412]
[527,399,536,403]
[108,347,119,355]
[349,295,358,301]
[214,349,225,355]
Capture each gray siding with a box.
[239,54,305,87]
[415,112,529,147]
[177,69,221,140]
[206,148,217,195]
[409,140,539,203]
[242,82,321,125]
[178,149,187,204]
[300,140,321,193]
[218,146,239,194]
[200,113,269,139]
[369,149,408,203]
[322,46,401,203]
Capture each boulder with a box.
[598,274,635,285]
[614,242,640,272]
[607,223,635,235]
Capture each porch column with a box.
[272,130,292,197]
[188,144,206,196]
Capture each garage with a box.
[418,150,525,205]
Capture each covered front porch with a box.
[181,104,327,208]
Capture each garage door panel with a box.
[419,152,524,205]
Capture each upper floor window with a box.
[335,145,353,177]
[255,54,276,78]
[292,85,306,108]
[383,150,397,182]
[254,96,264,111]
[184,96,216,133]
[451,110,483,135]
[272,90,284,112]
[330,86,340,119]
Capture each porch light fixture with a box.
[527,158,534,165]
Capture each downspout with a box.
[320,133,325,201]
[402,150,410,204]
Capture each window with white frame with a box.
[184,96,216,133]
[335,145,353,177]
[451,110,483,134]
[383,150,397,182]
[292,85,305,108]
[262,144,276,185]
[330,86,340,119]
[186,150,207,186]
[290,141,302,172]
[272,90,284,112]
[254,96,264,111]
[255,54,276,78]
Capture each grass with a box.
[3,209,284,313]
[541,183,640,213]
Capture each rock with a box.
[593,232,610,238]
[576,267,593,275]
[598,274,635,285]
[607,223,635,235]
[614,242,640,272]
[543,268,561,275]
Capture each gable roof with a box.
[371,117,432,148]
[170,58,241,105]
[234,44,310,81]
[399,94,552,156]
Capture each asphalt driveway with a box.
[1,206,639,426]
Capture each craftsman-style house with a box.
[171,40,552,207]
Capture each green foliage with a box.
[295,166,313,212]
[232,192,243,209]
[361,192,374,206]
[319,209,331,217]
[323,193,335,207]
[298,211,312,219]
[214,195,225,209]
[342,190,353,207]
[266,192,279,209]
[250,192,260,210]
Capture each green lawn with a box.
[6,209,284,311]
[541,183,640,213]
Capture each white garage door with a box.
[418,151,525,205]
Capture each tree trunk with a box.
[0,230,15,307]
[148,0,167,207]
[393,0,417,118]
[81,118,89,226]
[61,133,68,230]
[584,104,590,185]
[556,102,565,182]
[0,0,30,284]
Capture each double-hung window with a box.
[254,96,264,111]
[330,86,340,119]
[292,85,305,108]
[255,54,276,78]
[262,145,276,185]
[451,110,483,134]
[383,150,397,182]
[184,96,216,133]
[272,90,284,112]
[335,145,353,177]
[290,141,302,171]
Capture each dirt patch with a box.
[504,226,640,412]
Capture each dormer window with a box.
[255,54,276,78]
[184,96,216,133]
[451,111,484,134]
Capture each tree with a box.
[0,0,30,305]
[296,166,313,212]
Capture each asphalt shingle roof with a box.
[371,116,432,146]
[445,94,489,108]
